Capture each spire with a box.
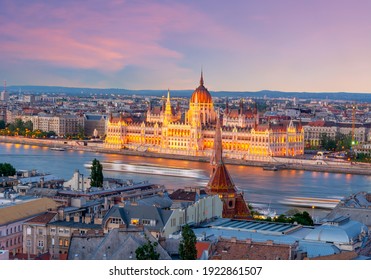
[165,89,172,112]
[167,89,170,102]
[200,69,204,86]
[225,97,229,114]
[207,108,236,194]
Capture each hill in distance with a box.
[7,85,371,102]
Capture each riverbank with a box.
[2,136,371,175]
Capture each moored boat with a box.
[50,147,66,151]
[263,165,278,171]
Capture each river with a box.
[1,142,371,217]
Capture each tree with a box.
[320,133,336,151]
[178,224,197,260]
[135,235,160,260]
[0,120,5,130]
[24,120,33,131]
[292,211,314,226]
[0,162,16,177]
[90,158,103,188]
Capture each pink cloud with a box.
[0,1,251,75]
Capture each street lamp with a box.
[311,206,315,224]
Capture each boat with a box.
[279,196,341,209]
[50,147,66,151]
[84,161,208,179]
[263,165,278,171]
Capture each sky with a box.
[1,0,371,92]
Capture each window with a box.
[142,219,153,226]
[64,229,70,234]
[64,240,69,247]
[38,229,43,235]
[50,228,56,234]
[59,239,63,246]
[110,218,122,224]
[130,218,139,225]
[59,228,64,234]
[38,240,44,248]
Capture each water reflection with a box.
[1,142,371,214]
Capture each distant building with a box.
[0,90,9,102]
[0,105,6,122]
[105,73,304,159]
[23,95,35,104]
[31,114,84,136]
[303,120,367,147]
[83,114,107,138]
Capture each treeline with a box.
[0,162,16,177]
[0,119,56,138]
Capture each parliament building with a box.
[104,73,304,160]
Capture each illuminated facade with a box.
[104,73,304,160]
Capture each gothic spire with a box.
[200,69,204,86]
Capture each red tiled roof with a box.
[168,189,197,202]
[207,164,235,194]
[308,120,326,127]
[196,241,211,259]
[26,212,57,224]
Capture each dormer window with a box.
[142,219,155,226]
[110,218,123,224]
[130,218,139,225]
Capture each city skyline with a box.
[1,0,371,93]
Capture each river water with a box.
[1,142,371,216]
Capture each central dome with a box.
[190,72,212,104]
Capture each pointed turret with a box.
[207,108,252,220]
[165,89,171,112]
[200,69,204,86]
[207,109,235,194]
[164,89,173,125]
